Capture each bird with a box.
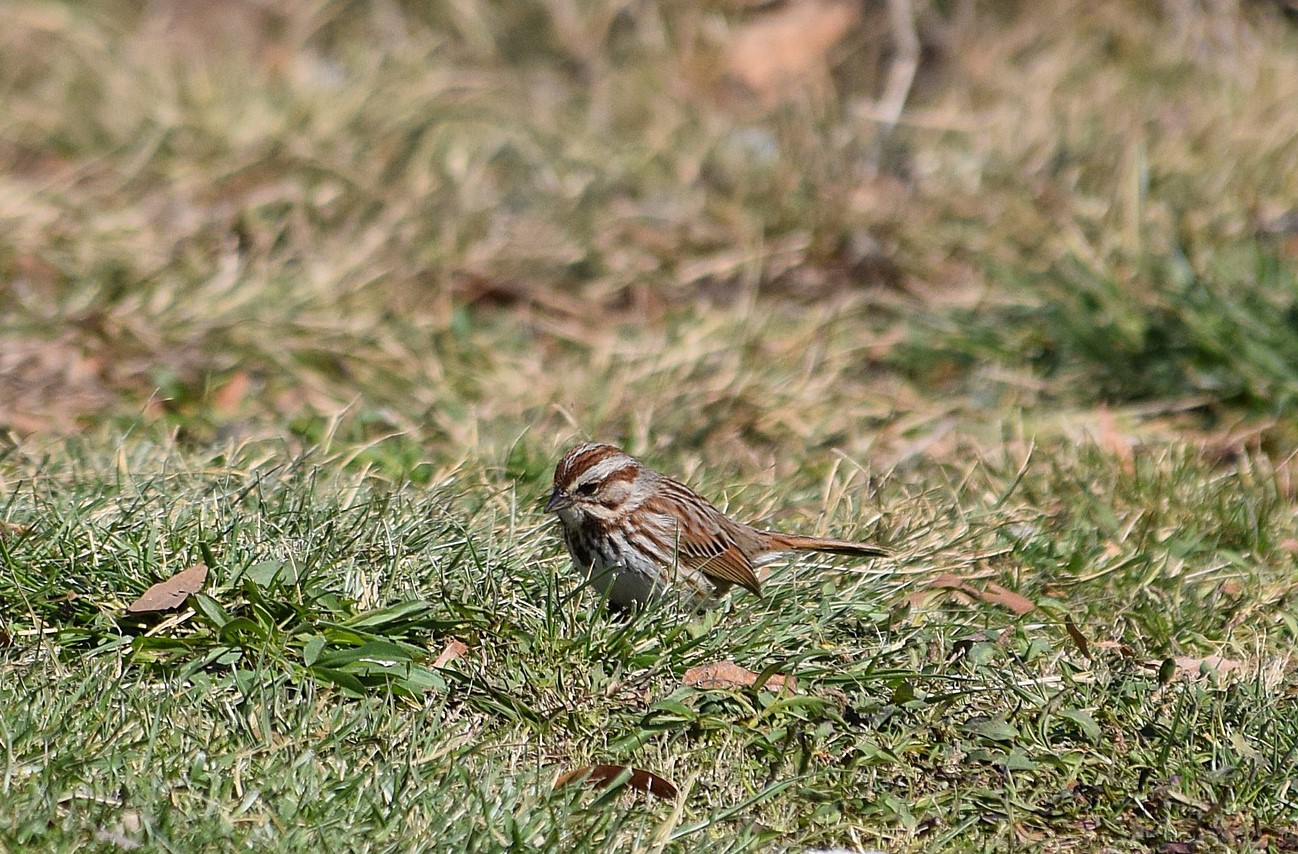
[545,442,888,608]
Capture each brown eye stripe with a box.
[597,463,640,487]
[582,462,641,505]
[558,443,621,485]
[557,443,644,492]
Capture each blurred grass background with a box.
[3,0,1298,850]
[4,0,1297,459]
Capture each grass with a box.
[3,0,1298,850]
[4,435,1295,851]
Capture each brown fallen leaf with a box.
[925,574,1036,615]
[432,639,468,668]
[904,588,948,609]
[126,563,209,614]
[1091,404,1135,473]
[1094,640,1137,657]
[927,572,972,592]
[683,660,796,692]
[1165,655,1247,680]
[726,0,860,105]
[554,765,678,799]
[981,582,1037,616]
[211,370,250,414]
[1063,616,1091,659]
[1217,579,1244,597]
[0,521,30,538]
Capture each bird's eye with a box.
[575,482,597,496]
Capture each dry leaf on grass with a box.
[1094,640,1137,657]
[432,639,468,668]
[1150,655,1248,681]
[1064,616,1091,659]
[211,370,250,414]
[1217,579,1245,597]
[1090,405,1135,472]
[126,563,208,614]
[726,0,860,104]
[0,521,30,538]
[923,573,1037,615]
[554,764,678,799]
[683,660,797,692]
[981,582,1036,616]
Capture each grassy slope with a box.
[2,1,1298,850]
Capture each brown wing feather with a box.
[647,477,764,596]
[675,522,763,595]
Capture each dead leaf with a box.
[683,660,796,692]
[1093,640,1136,657]
[1218,579,1244,597]
[925,574,1036,615]
[211,371,250,414]
[1166,655,1247,680]
[554,764,678,799]
[1143,654,1248,682]
[1064,616,1091,659]
[0,521,29,538]
[126,563,209,614]
[929,571,976,599]
[1091,405,1135,472]
[904,590,935,609]
[432,639,468,668]
[981,583,1037,616]
[928,573,972,592]
[726,0,860,105]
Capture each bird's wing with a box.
[676,524,762,595]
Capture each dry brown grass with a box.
[1,4,1295,445]
[4,6,1298,848]
[5,2,1298,472]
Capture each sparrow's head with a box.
[545,443,645,523]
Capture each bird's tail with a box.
[764,532,889,559]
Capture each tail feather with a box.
[764,532,889,558]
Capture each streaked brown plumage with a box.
[545,442,888,608]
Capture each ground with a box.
[2,1,1297,850]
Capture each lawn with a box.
[2,1,1298,850]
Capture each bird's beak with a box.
[544,486,572,513]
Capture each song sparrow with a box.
[545,442,888,608]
